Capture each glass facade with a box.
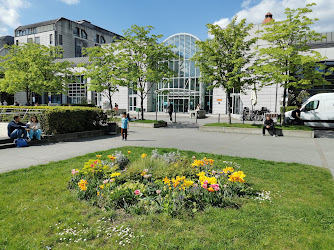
[156,33,212,113]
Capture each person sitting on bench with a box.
[7,115,30,141]
[262,115,276,137]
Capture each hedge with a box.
[280,106,297,114]
[0,106,106,135]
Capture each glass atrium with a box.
[156,33,212,113]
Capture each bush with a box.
[280,106,297,114]
[61,103,96,107]
[0,106,106,135]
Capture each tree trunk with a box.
[26,87,31,106]
[108,88,113,110]
[282,86,287,126]
[140,95,144,120]
[227,91,232,124]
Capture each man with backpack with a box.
[292,104,303,125]
[7,115,30,142]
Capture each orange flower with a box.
[96,155,102,158]
[207,187,215,192]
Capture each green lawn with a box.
[205,122,313,131]
[1,147,333,249]
[132,119,165,124]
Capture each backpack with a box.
[15,138,29,148]
[291,110,297,118]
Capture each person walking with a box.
[121,112,129,140]
[167,102,173,122]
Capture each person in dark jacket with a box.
[167,102,173,122]
[262,115,276,136]
[7,115,29,141]
[292,104,303,125]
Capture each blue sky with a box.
[1,0,333,40]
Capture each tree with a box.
[192,17,257,124]
[0,43,72,105]
[117,25,176,120]
[81,43,122,109]
[253,3,329,123]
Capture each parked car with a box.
[285,93,334,128]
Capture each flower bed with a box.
[69,150,257,216]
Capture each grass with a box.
[205,122,313,131]
[132,119,165,124]
[1,146,333,249]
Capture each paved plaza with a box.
[1,115,333,176]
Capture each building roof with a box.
[15,18,60,31]
[53,56,92,66]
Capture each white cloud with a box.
[212,0,334,37]
[59,0,80,5]
[0,0,30,36]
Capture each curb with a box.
[199,126,314,138]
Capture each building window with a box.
[81,30,87,39]
[50,34,53,44]
[59,34,63,45]
[27,38,33,43]
[68,75,87,104]
[73,27,80,37]
[35,37,40,44]
[95,34,100,43]
[100,36,105,44]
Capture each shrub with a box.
[0,106,106,134]
[280,106,297,114]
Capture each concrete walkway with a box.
[1,125,333,177]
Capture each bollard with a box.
[174,111,176,123]
[218,113,220,123]
[195,113,198,124]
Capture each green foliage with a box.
[280,106,298,113]
[81,44,123,109]
[253,3,330,116]
[132,119,165,124]
[193,17,257,124]
[0,106,105,134]
[117,25,176,119]
[0,43,73,105]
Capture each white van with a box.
[285,93,334,128]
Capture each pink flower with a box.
[212,170,217,175]
[210,184,220,191]
[193,183,198,187]
[109,179,114,183]
[156,190,161,194]
[202,184,208,189]
[204,180,208,184]
[94,161,98,164]
[71,169,76,175]
[192,156,196,159]
[134,190,141,195]
[103,179,109,184]
[143,169,148,173]
[91,164,94,168]
[143,174,152,178]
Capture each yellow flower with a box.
[221,167,234,174]
[141,171,146,176]
[100,185,104,189]
[207,187,215,192]
[141,153,147,159]
[97,192,100,196]
[96,155,102,158]
[228,171,246,183]
[128,151,131,154]
[110,172,121,178]
[184,180,194,188]
[107,155,116,160]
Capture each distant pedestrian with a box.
[121,112,129,140]
[3,100,8,106]
[167,102,173,122]
[115,103,118,112]
[262,115,276,137]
